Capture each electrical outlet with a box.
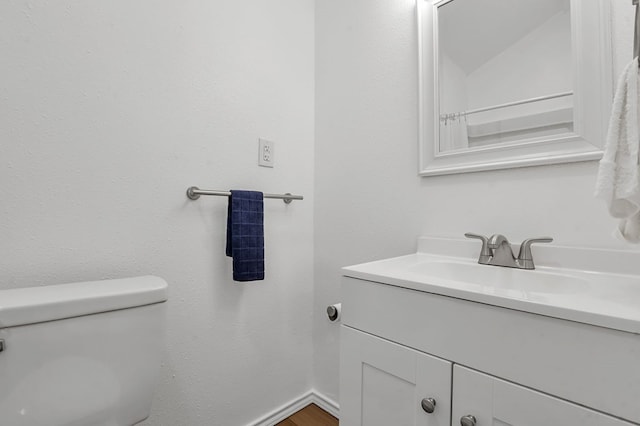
[258,139,275,168]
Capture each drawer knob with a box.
[460,415,477,426]
[421,397,436,413]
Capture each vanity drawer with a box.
[342,276,640,423]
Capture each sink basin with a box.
[408,260,587,296]
[342,236,640,334]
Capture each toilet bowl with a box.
[0,276,168,426]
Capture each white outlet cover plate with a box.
[259,139,275,168]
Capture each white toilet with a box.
[0,276,168,426]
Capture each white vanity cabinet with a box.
[340,326,451,426]
[452,366,632,426]
[339,276,640,426]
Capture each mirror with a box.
[418,0,613,176]
[438,0,573,152]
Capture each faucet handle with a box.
[517,237,553,269]
[464,233,492,264]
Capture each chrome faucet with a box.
[465,233,553,270]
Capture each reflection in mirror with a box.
[437,0,573,153]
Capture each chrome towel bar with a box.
[186,186,303,204]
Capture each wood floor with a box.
[275,403,339,426]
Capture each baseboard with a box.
[309,390,339,419]
[247,389,339,426]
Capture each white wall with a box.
[314,0,638,403]
[0,1,315,425]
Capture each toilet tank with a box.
[0,276,168,426]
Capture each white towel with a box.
[595,57,640,242]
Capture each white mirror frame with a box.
[418,0,613,176]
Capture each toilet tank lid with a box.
[0,276,168,328]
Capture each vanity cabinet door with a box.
[452,366,634,426]
[340,326,451,426]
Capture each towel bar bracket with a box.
[186,187,201,200]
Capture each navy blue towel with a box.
[226,190,265,281]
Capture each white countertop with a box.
[342,237,640,334]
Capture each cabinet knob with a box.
[420,397,436,413]
[460,415,477,426]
